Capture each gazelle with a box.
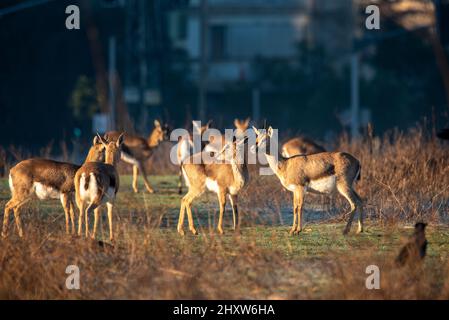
[281,136,326,157]
[252,126,363,235]
[104,120,169,194]
[176,120,212,194]
[204,118,250,154]
[178,136,250,235]
[74,133,124,241]
[2,137,105,238]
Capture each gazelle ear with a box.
[252,126,260,135]
[234,119,240,127]
[268,126,273,137]
[116,132,125,147]
[93,136,99,145]
[154,119,161,128]
[206,119,213,128]
[244,117,250,126]
[96,133,107,147]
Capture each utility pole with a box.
[198,0,208,122]
[108,36,116,131]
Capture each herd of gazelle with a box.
[2,118,366,240]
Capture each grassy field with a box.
[1,173,449,299]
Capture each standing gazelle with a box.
[252,126,363,235]
[178,136,250,235]
[2,137,105,238]
[176,120,212,194]
[74,133,124,241]
[104,120,169,194]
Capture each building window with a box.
[210,25,227,60]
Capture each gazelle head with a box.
[97,133,124,165]
[152,120,170,143]
[85,136,107,162]
[217,136,249,164]
[234,118,250,135]
[193,120,212,136]
[251,126,274,154]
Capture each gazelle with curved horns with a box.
[178,135,250,235]
[104,120,170,194]
[74,133,124,241]
[2,137,106,238]
[252,126,363,235]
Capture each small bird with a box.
[437,128,449,140]
[396,222,428,267]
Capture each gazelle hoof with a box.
[356,229,364,234]
[289,229,296,235]
[1,232,7,238]
[178,229,185,236]
[191,229,198,235]
[343,228,350,236]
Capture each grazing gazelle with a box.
[252,126,363,235]
[178,136,250,235]
[104,120,169,194]
[2,137,105,238]
[281,136,326,158]
[176,120,212,194]
[204,118,250,154]
[74,133,124,241]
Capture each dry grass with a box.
[0,126,449,299]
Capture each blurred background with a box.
[1,0,449,152]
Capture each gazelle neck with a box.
[263,151,283,176]
[230,149,249,189]
[105,153,117,166]
[147,129,162,148]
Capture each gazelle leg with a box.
[139,164,154,194]
[2,199,14,238]
[178,166,183,194]
[338,183,360,235]
[84,203,97,238]
[354,191,364,233]
[13,206,24,238]
[289,191,297,235]
[177,200,186,235]
[228,194,239,232]
[183,190,201,235]
[132,165,139,193]
[106,202,114,241]
[217,190,227,234]
[294,188,304,234]
[69,199,76,234]
[60,193,71,234]
[92,207,101,239]
[77,202,85,236]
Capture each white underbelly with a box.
[33,182,60,200]
[307,175,336,194]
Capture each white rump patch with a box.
[33,182,60,200]
[79,173,99,203]
[8,174,14,194]
[308,175,336,194]
[205,178,219,194]
[121,152,139,166]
